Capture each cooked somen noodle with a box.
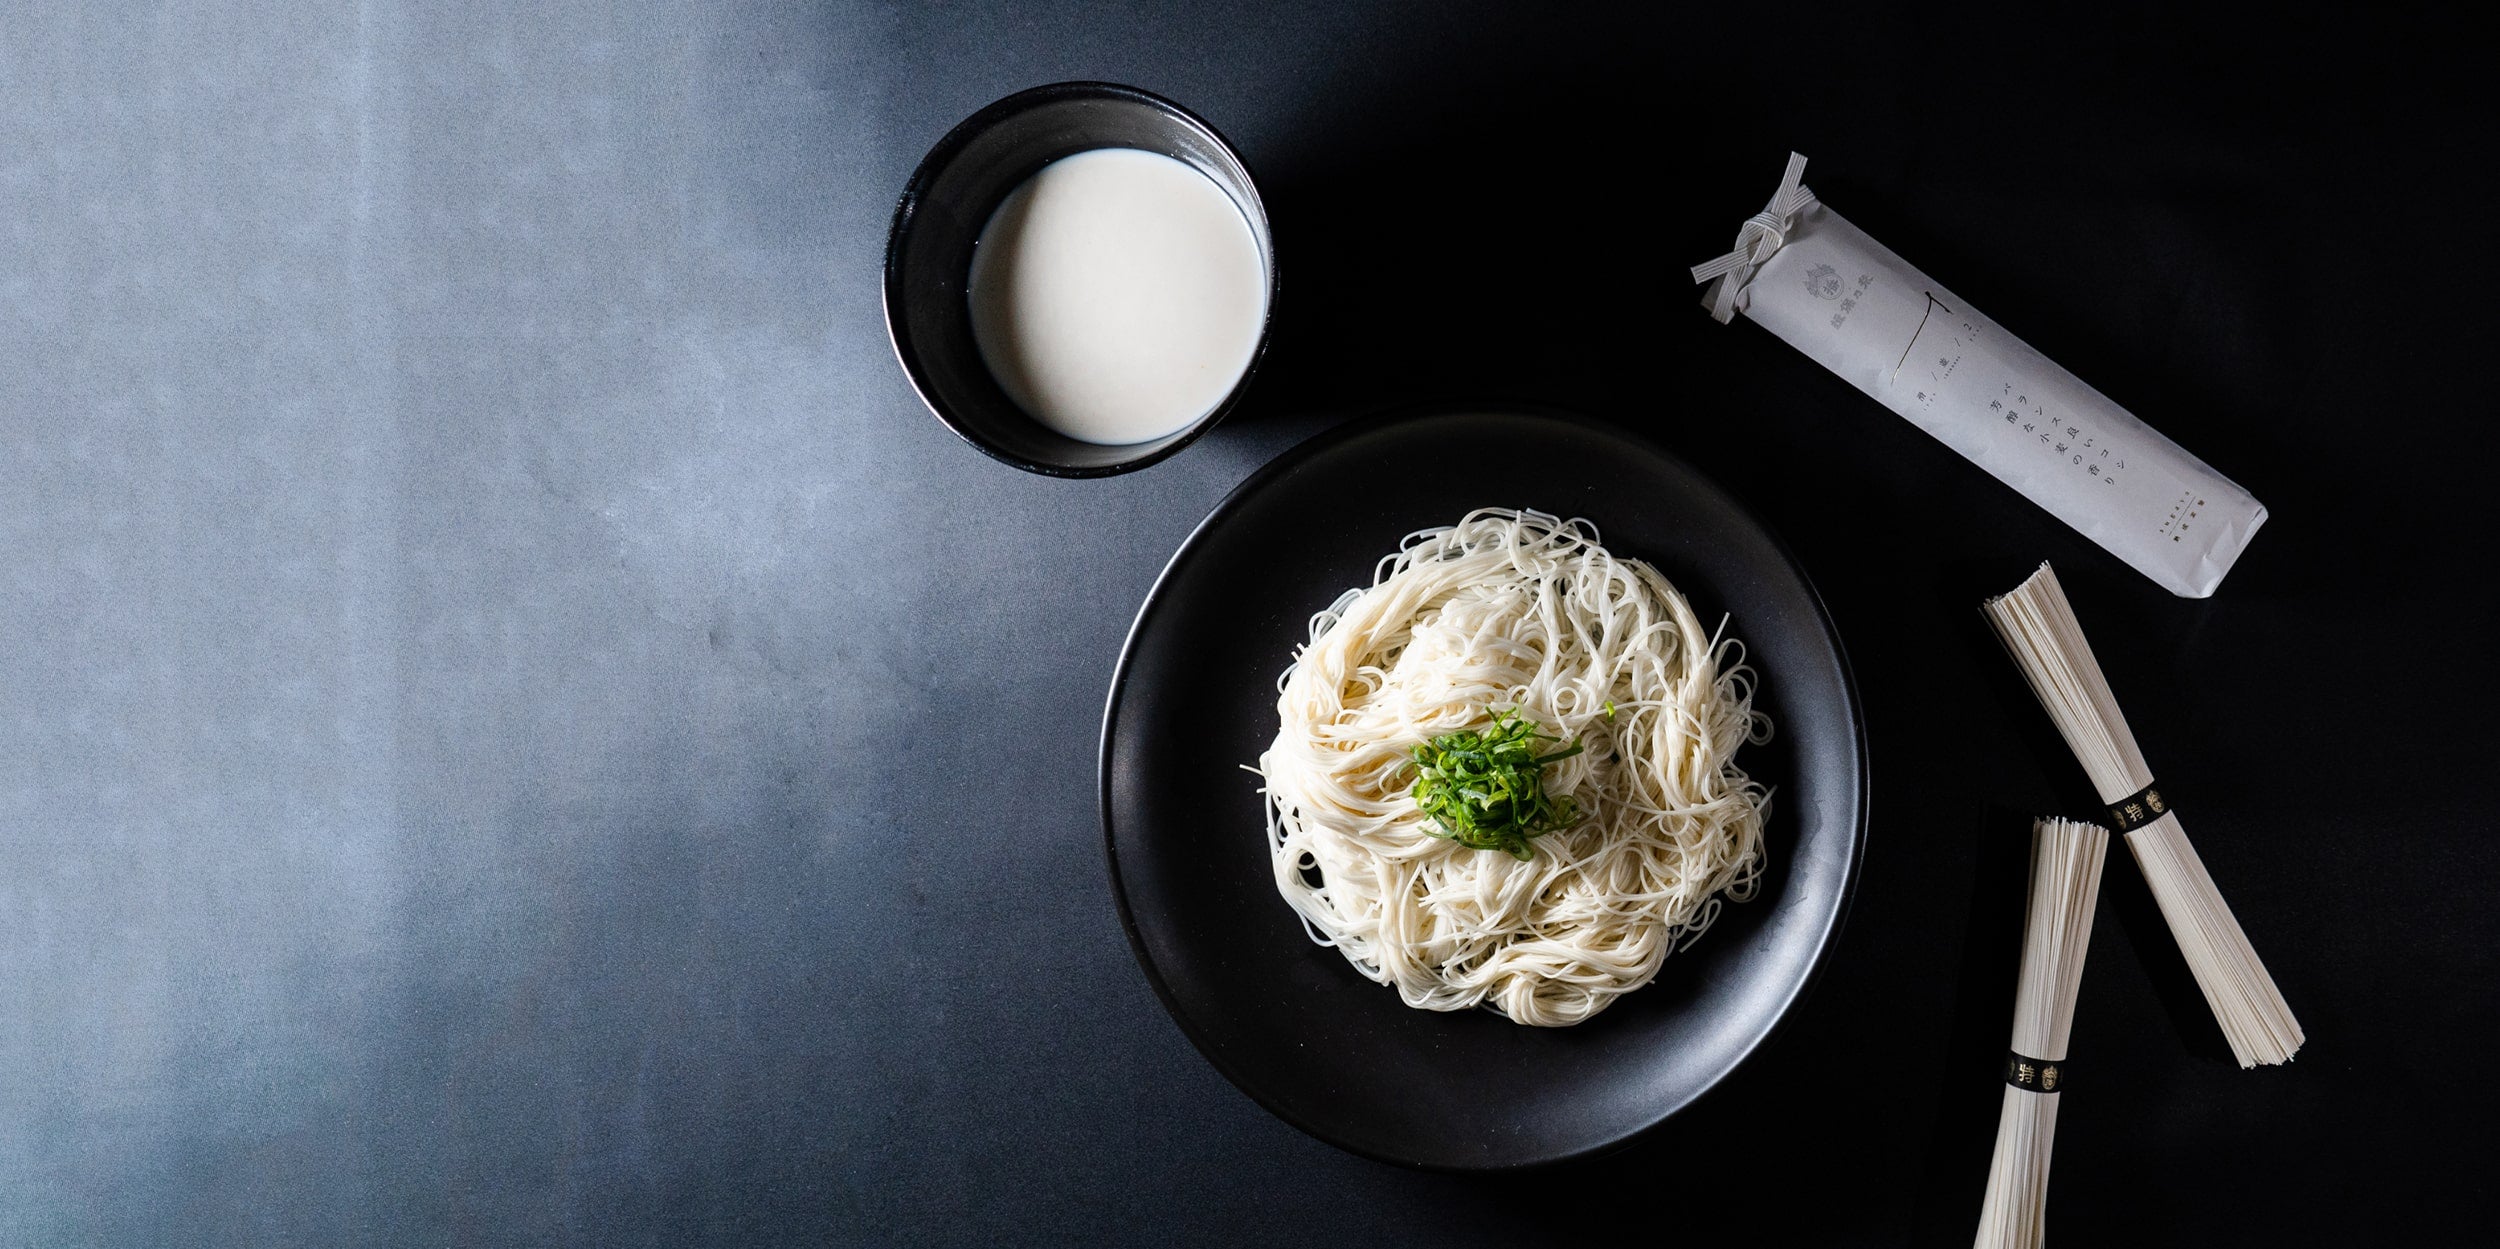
[1254,508,1771,1026]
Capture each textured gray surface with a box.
[7,3,2493,1246]
[0,3,1343,1242]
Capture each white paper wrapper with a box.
[1696,156,2266,598]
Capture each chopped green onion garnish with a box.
[1405,708,1584,860]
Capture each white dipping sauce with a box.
[967,148,1267,445]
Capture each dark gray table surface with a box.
[6,3,2491,1245]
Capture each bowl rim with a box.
[882,80,1277,479]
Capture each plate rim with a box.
[1097,403,1871,1170]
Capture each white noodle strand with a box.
[1252,509,1771,1027]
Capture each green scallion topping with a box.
[1405,709,1585,860]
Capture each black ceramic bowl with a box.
[1102,408,1868,1169]
[883,82,1277,478]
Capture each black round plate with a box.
[1100,408,1867,1170]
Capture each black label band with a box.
[2105,781,2171,833]
[2004,1051,2067,1093]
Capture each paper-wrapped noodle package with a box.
[1692,155,2266,598]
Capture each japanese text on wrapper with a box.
[1903,309,2134,492]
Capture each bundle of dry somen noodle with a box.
[1973,816,2108,1249]
[1981,563,2302,1068]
